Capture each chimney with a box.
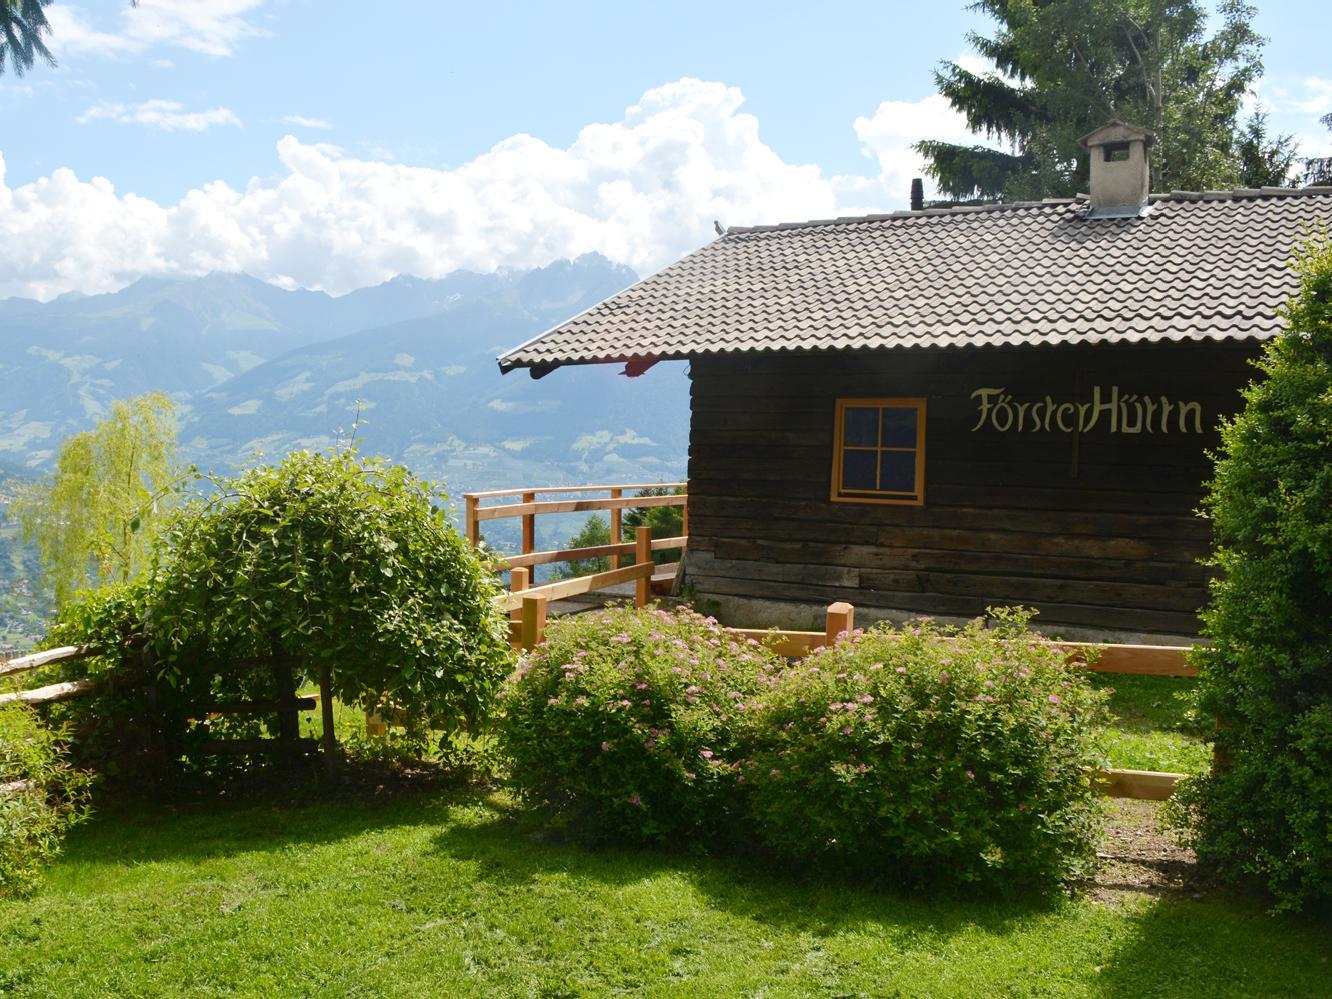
[1078,117,1154,218]
[910,178,924,212]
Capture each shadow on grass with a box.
[425,797,1063,939]
[1094,893,1332,998]
[59,772,481,868]
[1091,674,1203,738]
[428,798,1332,995]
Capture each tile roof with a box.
[498,188,1332,373]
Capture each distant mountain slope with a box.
[186,259,689,490]
[0,255,690,491]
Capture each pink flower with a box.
[629,794,643,807]
[701,749,714,759]
[966,770,976,780]
[857,694,873,704]
[896,666,907,674]
[1048,694,1062,705]
[601,742,611,752]
[610,633,632,643]
[841,727,853,735]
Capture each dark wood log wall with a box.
[685,341,1261,636]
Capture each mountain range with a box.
[0,255,689,493]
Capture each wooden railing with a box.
[507,597,1195,802]
[463,482,688,613]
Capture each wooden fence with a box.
[1,645,329,767]
[506,596,1194,802]
[464,481,687,584]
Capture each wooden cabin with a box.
[498,121,1332,642]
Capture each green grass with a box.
[1092,674,1211,774]
[2,788,1328,998]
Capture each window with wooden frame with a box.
[831,397,926,505]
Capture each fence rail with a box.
[465,480,687,613]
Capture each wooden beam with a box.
[495,562,654,612]
[0,646,90,678]
[1096,768,1182,800]
[521,491,536,555]
[497,542,637,570]
[463,481,686,500]
[635,526,652,608]
[825,601,855,647]
[520,594,548,651]
[206,697,318,714]
[475,493,685,522]
[196,738,319,756]
[1058,642,1197,677]
[0,677,98,707]
[492,536,687,571]
[609,487,623,570]
[727,628,823,658]
[464,493,479,545]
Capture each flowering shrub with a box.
[739,611,1108,891]
[499,605,783,844]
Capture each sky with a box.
[1,0,1328,301]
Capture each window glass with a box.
[843,407,878,447]
[880,407,917,449]
[879,451,916,493]
[841,449,878,491]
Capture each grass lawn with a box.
[1091,674,1211,774]
[2,785,1329,998]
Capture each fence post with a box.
[681,493,688,538]
[609,487,623,569]
[465,494,479,546]
[520,594,548,651]
[521,491,536,555]
[635,525,652,608]
[825,602,855,647]
[365,705,387,739]
[509,566,529,623]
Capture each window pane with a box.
[842,449,877,491]
[843,407,878,447]
[881,407,917,448]
[879,451,916,493]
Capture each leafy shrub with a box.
[0,704,91,897]
[44,449,514,777]
[41,582,163,775]
[1167,236,1332,910]
[499,605,783,844]
[739,612,1107,892]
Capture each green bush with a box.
[499,605,783,844]
[1168,236,1332,910]
[739,612,1107,892]
[0,704,91,897]
[45,449,514,776]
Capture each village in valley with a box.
[2,1,1331,995]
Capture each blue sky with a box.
[2,0,1328,300]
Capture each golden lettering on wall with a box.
[970,386,1203,434]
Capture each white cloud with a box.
[282,115,333,130]
[47,0,266,59]
[0,77,994,301]
[850,92,1005,206]
[77,99,242,131]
